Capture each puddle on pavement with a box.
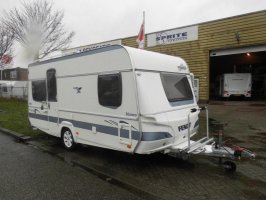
[251,147,266,153]
[243,189,266,200]
[254,155,266,160]
[248,134,266,146]
[241,176,266,187]
[248,125,264,131]
[222,136,245,144]
[33,134,61,146]
[236,108,263,112]
[256,131,266,136]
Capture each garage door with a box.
[209,44,266,100]
[210,45,266,57]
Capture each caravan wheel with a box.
[62,128,76,150]
[223,161,236,172]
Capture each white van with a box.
[28,45,200,154]
[218,73,252,98]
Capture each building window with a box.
[3,86,7,93]
[47,69,57,102]
[10,71,17,79]
[98,73,122,107]
[32,80,46,102]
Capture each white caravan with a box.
[28,45,254,171]
[218,73,252,98]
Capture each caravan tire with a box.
[62,128,76,150]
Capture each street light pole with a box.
[0,54,2,80]
[0,65,3,80]
[0,64,4,80]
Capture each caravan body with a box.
[28,45,199,154]
[218,73,252,98]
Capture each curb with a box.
[72,160,162,200]
[0,127,163,200]
[0,127,32,142]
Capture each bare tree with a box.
[3,0,74,60]
[0,23,14,79]
[0,23,14,63]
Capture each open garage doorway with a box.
[209,45,266,101]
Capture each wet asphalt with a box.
[0,132,142,200]
[1,103,266,200]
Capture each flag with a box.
[1,55,12,65]
[136,12,145,49]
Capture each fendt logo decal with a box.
[178,123,191,132]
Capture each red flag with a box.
[1,55,12,64]
[136,12,145,49]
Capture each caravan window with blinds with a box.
[47,69,57,102]
[32,80,46,102]
[98,73,122,107]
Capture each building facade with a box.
[122,10,266,101]
[64,10,266,101]
[1,67,28,81]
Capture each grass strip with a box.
[0,98,42,137]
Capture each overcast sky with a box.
[1,0,266,48]
[0,0,266,67]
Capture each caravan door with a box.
[46,69,59,136]
[118,121,133,150]
[30,79,49,131]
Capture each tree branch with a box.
[2,0,74,60]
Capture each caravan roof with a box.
[28,45,189,75]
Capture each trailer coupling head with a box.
[232,145,256,160]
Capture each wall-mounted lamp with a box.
[246,52,251,57]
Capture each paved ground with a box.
[1,103,266,200]
[0,132,142,200]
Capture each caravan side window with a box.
[98,73,122,107]
[161,73,193,102]
[32,80,46,102]
[47,69,57,102]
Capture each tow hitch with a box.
[168,106,255,172]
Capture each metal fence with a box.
[0,86,28,100]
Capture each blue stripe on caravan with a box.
[49,116,58,123]
[29,113,172,141]
[29,113,48,121]
[120,129,129,138]
[59,117,134,139]
[141,132,172,141]
[73,120,93,132]
[132,131,141,141]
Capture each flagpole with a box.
[143,11,145,49]
[136,11,145,49]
